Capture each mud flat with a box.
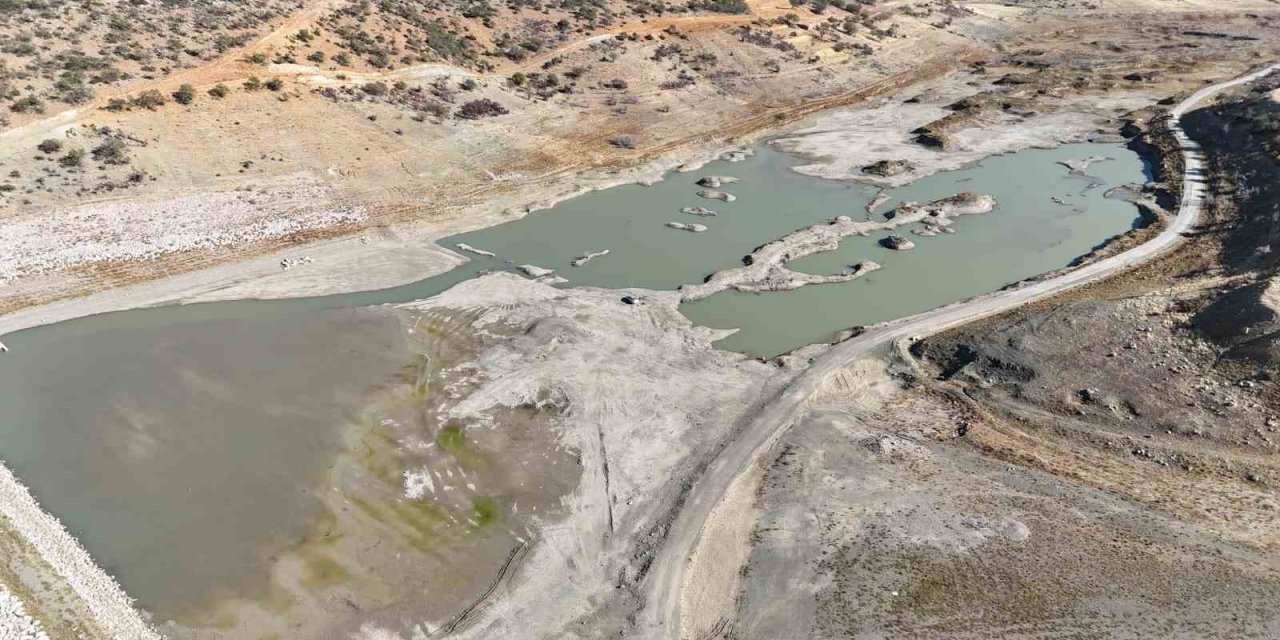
[368,274,791,640]
[679,193,994,301]
[772,72,1156,187]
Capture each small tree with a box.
[208,84,230,99]
[37,139,63,154]
[455,98,508,119]
[172,84,196,105]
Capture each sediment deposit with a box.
[680,193,993,301]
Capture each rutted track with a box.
[639,61,1280,638]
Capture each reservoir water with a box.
[0,142,1149,624]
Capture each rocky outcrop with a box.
[698,189,737,202]
[666,222,708,233]
[880,235,915,250]
[519,264,556,278]
[862,159,914,178]
[681,206,718,217]
[696,176,740,189]
[680,192,994,301]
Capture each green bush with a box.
[172,83,196,105]
[208,84,230,99]
[264,78,284,91]
[243,76,262,91]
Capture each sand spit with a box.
[681,206,717,217]
[571,250,610,267]
[696,176,739,189]
[457,243,497,257]
[680,193,994,301]
[0,463,159,639]
[0,185,365,284]
[666,222,708,233]
[1059,155,1114,175]
[866,192,891,216]
[697,189,737,202]
[0,585,50,640]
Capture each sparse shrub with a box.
[208,84,230,99]
[172,83,196,105]
[37,139,62,154]
[602,78,628,90]
[59,148,85,168]
[610,135,636,149]
[104,98,129,112]
[361,81,388,96]
[131,89,166,110]
[307,51,325,64]
[243,76,262,91]
[264,78,284,91]
[459,78,478,91]
[92,138,130,165]
[9,95,43,113]
[246,52,268,65]
[334,52,352,66]
[455,98,508,119]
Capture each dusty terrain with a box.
[6,0,1280,638]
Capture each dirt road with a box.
[639,61,1280,639]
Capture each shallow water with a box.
[0,142,1147,621]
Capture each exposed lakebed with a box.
[0,142,1149,630]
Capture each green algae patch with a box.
[299,549,352,591]
[471,496,501,529]
[437,424,488,471]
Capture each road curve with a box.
[640,62,1280,638]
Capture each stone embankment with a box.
[680,192,993,301]
[0,585,50,640]
[0,186,365,284]
[0,463,160,640]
